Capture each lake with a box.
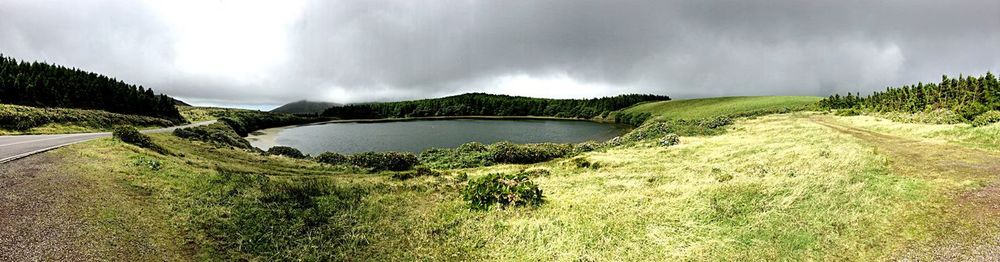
[247,118,627,155]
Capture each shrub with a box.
[316,152,349,165]
[573,141,603,153]
[877,109,965,124]
[972,110,1000,127]
[173,122,253,149]
[349,152,419,172]
[267,146,306,159]
[659,134,680,147]
[457,141,488,153]
[620,122,672,143]
[113,126,168,154]
[955,102,990,121]
[572,157,601,169]
[487,142,573,164]
[462,172,544,210]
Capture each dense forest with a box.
[0,54,183,122]
[322,93,671,119]
[820,73,1000,119]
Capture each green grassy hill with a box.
[623,96,822,120]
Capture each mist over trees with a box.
[322,93,671,119]
[820,73,1000,119]
[0,54,183,122]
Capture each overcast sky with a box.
[1,0,998,109]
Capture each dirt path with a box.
[812,116,1000,260]
[0,153,96,261]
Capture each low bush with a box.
[462,172,544,210]
[487,141,573,164]
[349,152,419,172]
[173,122,253,149]
[573,141,603,153]
[571,157,601,169]
[113,126,168,154]
[875,109,966,125]
[618,122,672,144]
[972,110,1000,127]
[659,134,680,147]
[267,146,306,159]
[316,152,349,165]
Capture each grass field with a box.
[623,96,822,120]
[16,96,1000,260]
[40,114,1000,260]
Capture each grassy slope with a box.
[623,96,822,120]
[40,96,1000,260]
[0,104,175,135]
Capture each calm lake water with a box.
[249,119,626,154]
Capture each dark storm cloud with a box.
[1,0,998,106]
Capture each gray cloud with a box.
[1,0,998,107]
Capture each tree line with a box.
[322,93,671,119]
[0,54,183,122]
[819,73,1000,119]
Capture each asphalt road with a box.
[0,120,216,164]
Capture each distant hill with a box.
[271,100,340,115]
[322,93,670,119]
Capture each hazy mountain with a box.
[271,100,340,114]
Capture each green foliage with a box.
[193,170,367,260]
[172,122,253,149]
[487,141,573,164]
[113,126,168,154]
[972,111,1000,127]
[572,157,602,169]
[462,172,544,210]
[349,152,419,172]
[614,112,652,126]
[659,134,680,147]
[573,141,604,154]
[267,146,306,159]
[315,152,349,165]
[873,110,966,125]
[820,73,1000,120]
[323,93,670,119]
[0,54,183,122]
[0,104,173,132]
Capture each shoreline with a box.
[245,115,624,151]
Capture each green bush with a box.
[315,152,349,165]
[572,157,601,169]
[173,122,253,149]
[876,109,966,124]
[487,142,573,164]
[457,141,488,153]
[349,152,419,172]
[267,146,306,159]
[462,172,544,210]
[972,110,1000,127]
[573,141,603,153]
[620,122,672,143]
[113,126,168,154]
[955,102,990,121]
[659,134,680,147]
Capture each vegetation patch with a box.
[315,152,349,165]
[0,104,173,134]
[659,134,680,147]
[323,93,669,119]
[349,151,419,172]
[972,110,1000,127]
[113,126,168,154]
[267,146,306,159]
[487,141,573,164]
[462,172,544,210]
[821,73,1000,121]
[173,122,253,149]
